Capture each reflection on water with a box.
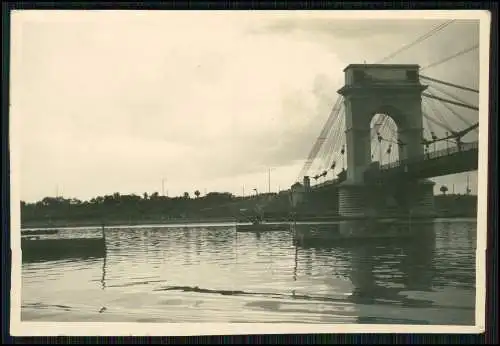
[21,219,477,325]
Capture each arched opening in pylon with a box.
[370,113,400,166]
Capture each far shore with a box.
[20,213,477,230]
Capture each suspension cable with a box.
[370,116,384,158]
[371,114,386,142]
[332,120,347,169]
[316,107,342,170]
[422,110,452,133]
[319,125,337,172]
[312,102,344,178]
[299,97,342,175]
[420,43,479,71]
[422,92,479,111]
[427,83,479,110]
[331,108,347,160]
[419,74,479,94]
[422,99,454,133]
[385,118,399,139]
[378,115,399,162]
[371,114,393,160]
[425,96,457,131]
[326,105,345,161]
[422,111,438,150]
[375,20,456,64]
[427,87,476,129]
[423,83,479,134]
[297,96,343,181]
[326,112,346,177]
[421,104,447,150]
[323,107,345,172]
[422,111,435,139]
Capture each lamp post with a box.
[431,131,437,152]
[377,132,383,164]
[268,168,272,194]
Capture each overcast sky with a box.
[11,11,486,202]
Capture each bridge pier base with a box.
[337,184,373,218]
[337,180,436,218]
[404,179,436,217]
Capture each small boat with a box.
[236,222,292,233]
[21,229,59,236]
[21,237,106,263]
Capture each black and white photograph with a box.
[9,9,489,336]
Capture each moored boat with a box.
[21,229,59,236]
[236,222,292,233]
[21,236,106,263]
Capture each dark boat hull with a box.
[21,229,59,236]
[236,223,292,233]
[21,237,106,263]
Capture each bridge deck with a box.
[310,141,478,190]
[369,141,478,181]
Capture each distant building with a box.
[290,182,306,208]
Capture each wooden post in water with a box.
[100,221,107,290]
[408,208,413,234]
[100,220,106,240]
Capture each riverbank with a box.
[20,193,477,229]
[21,217,237,229]
[20,213,477,230]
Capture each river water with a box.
[20,218,477,325]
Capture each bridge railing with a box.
[379,141,478,171]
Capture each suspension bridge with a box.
[290,20,480,218]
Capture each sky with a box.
[10,11,487,202]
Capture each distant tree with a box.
[143,192,149,200]
[440,185,448,195]
[194,190,201,198]
[151,192,160,200]
[183,192,190,199]
[41,197,55,206]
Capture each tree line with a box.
[20,189,477,227]
[434,193,477,217]
[20,191,294,226]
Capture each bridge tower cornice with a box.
[338,84,428,98]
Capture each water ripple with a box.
[21,219,477,324]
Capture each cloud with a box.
[12,12,482,201]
